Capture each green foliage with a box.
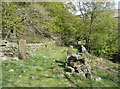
[2,2,25,39]
[90,10,118,56]
[44,2,83,44]
[75,2,118,58]
[1,2,118,60]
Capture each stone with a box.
[95,77,101,81]
[0,57,7,60]
[57,73,64,78]
[18,39,26,59]
[51,63,55,68]
[30,75,39,79]
[12,57,19,61]
[85,72,92,79]
[66,65,75,73]
[80,78,82,80]
[44,74,51,78]
[52,68,60,73]
[79,71,85,77]
[5,52,14,57]
[65,72,71,77]
[6,43,18,48]
[81,65,89,72]
[67,45,73,56]
[0,52,4,57]
[9,69,14,72]
[1,40,9,46]
[19,75,22,77]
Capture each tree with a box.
[2,2,25,40]
[44,2,83,45]
[74,2,118,57]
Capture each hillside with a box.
[2,45,119,87]
[1,2,120,88]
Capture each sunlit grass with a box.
[2,46,119,87]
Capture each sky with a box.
[115,0,120,9]
[71,0,120,15]
[72,0,120,9]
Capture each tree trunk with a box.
[4,29,11,40]
[85,38,91,53]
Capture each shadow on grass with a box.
[55,60,70,72]
[55,60,81,87]
[55,60,65,68]
[64,74,80,88]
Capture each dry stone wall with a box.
[26,43,45,55]
[0,40,50,60]
[0,40,18,60]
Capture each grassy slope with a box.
[2,45,119,87]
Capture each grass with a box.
[2,45,119,87]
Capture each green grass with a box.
[2,46,119,87]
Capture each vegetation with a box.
[2,46,119,87]
[1,1,119,88]
[2,2,118,62]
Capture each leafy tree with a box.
[75,2,118,57]
[2,2,25,40]
[44,2,83,45]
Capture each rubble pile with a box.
[66,45,92,79]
